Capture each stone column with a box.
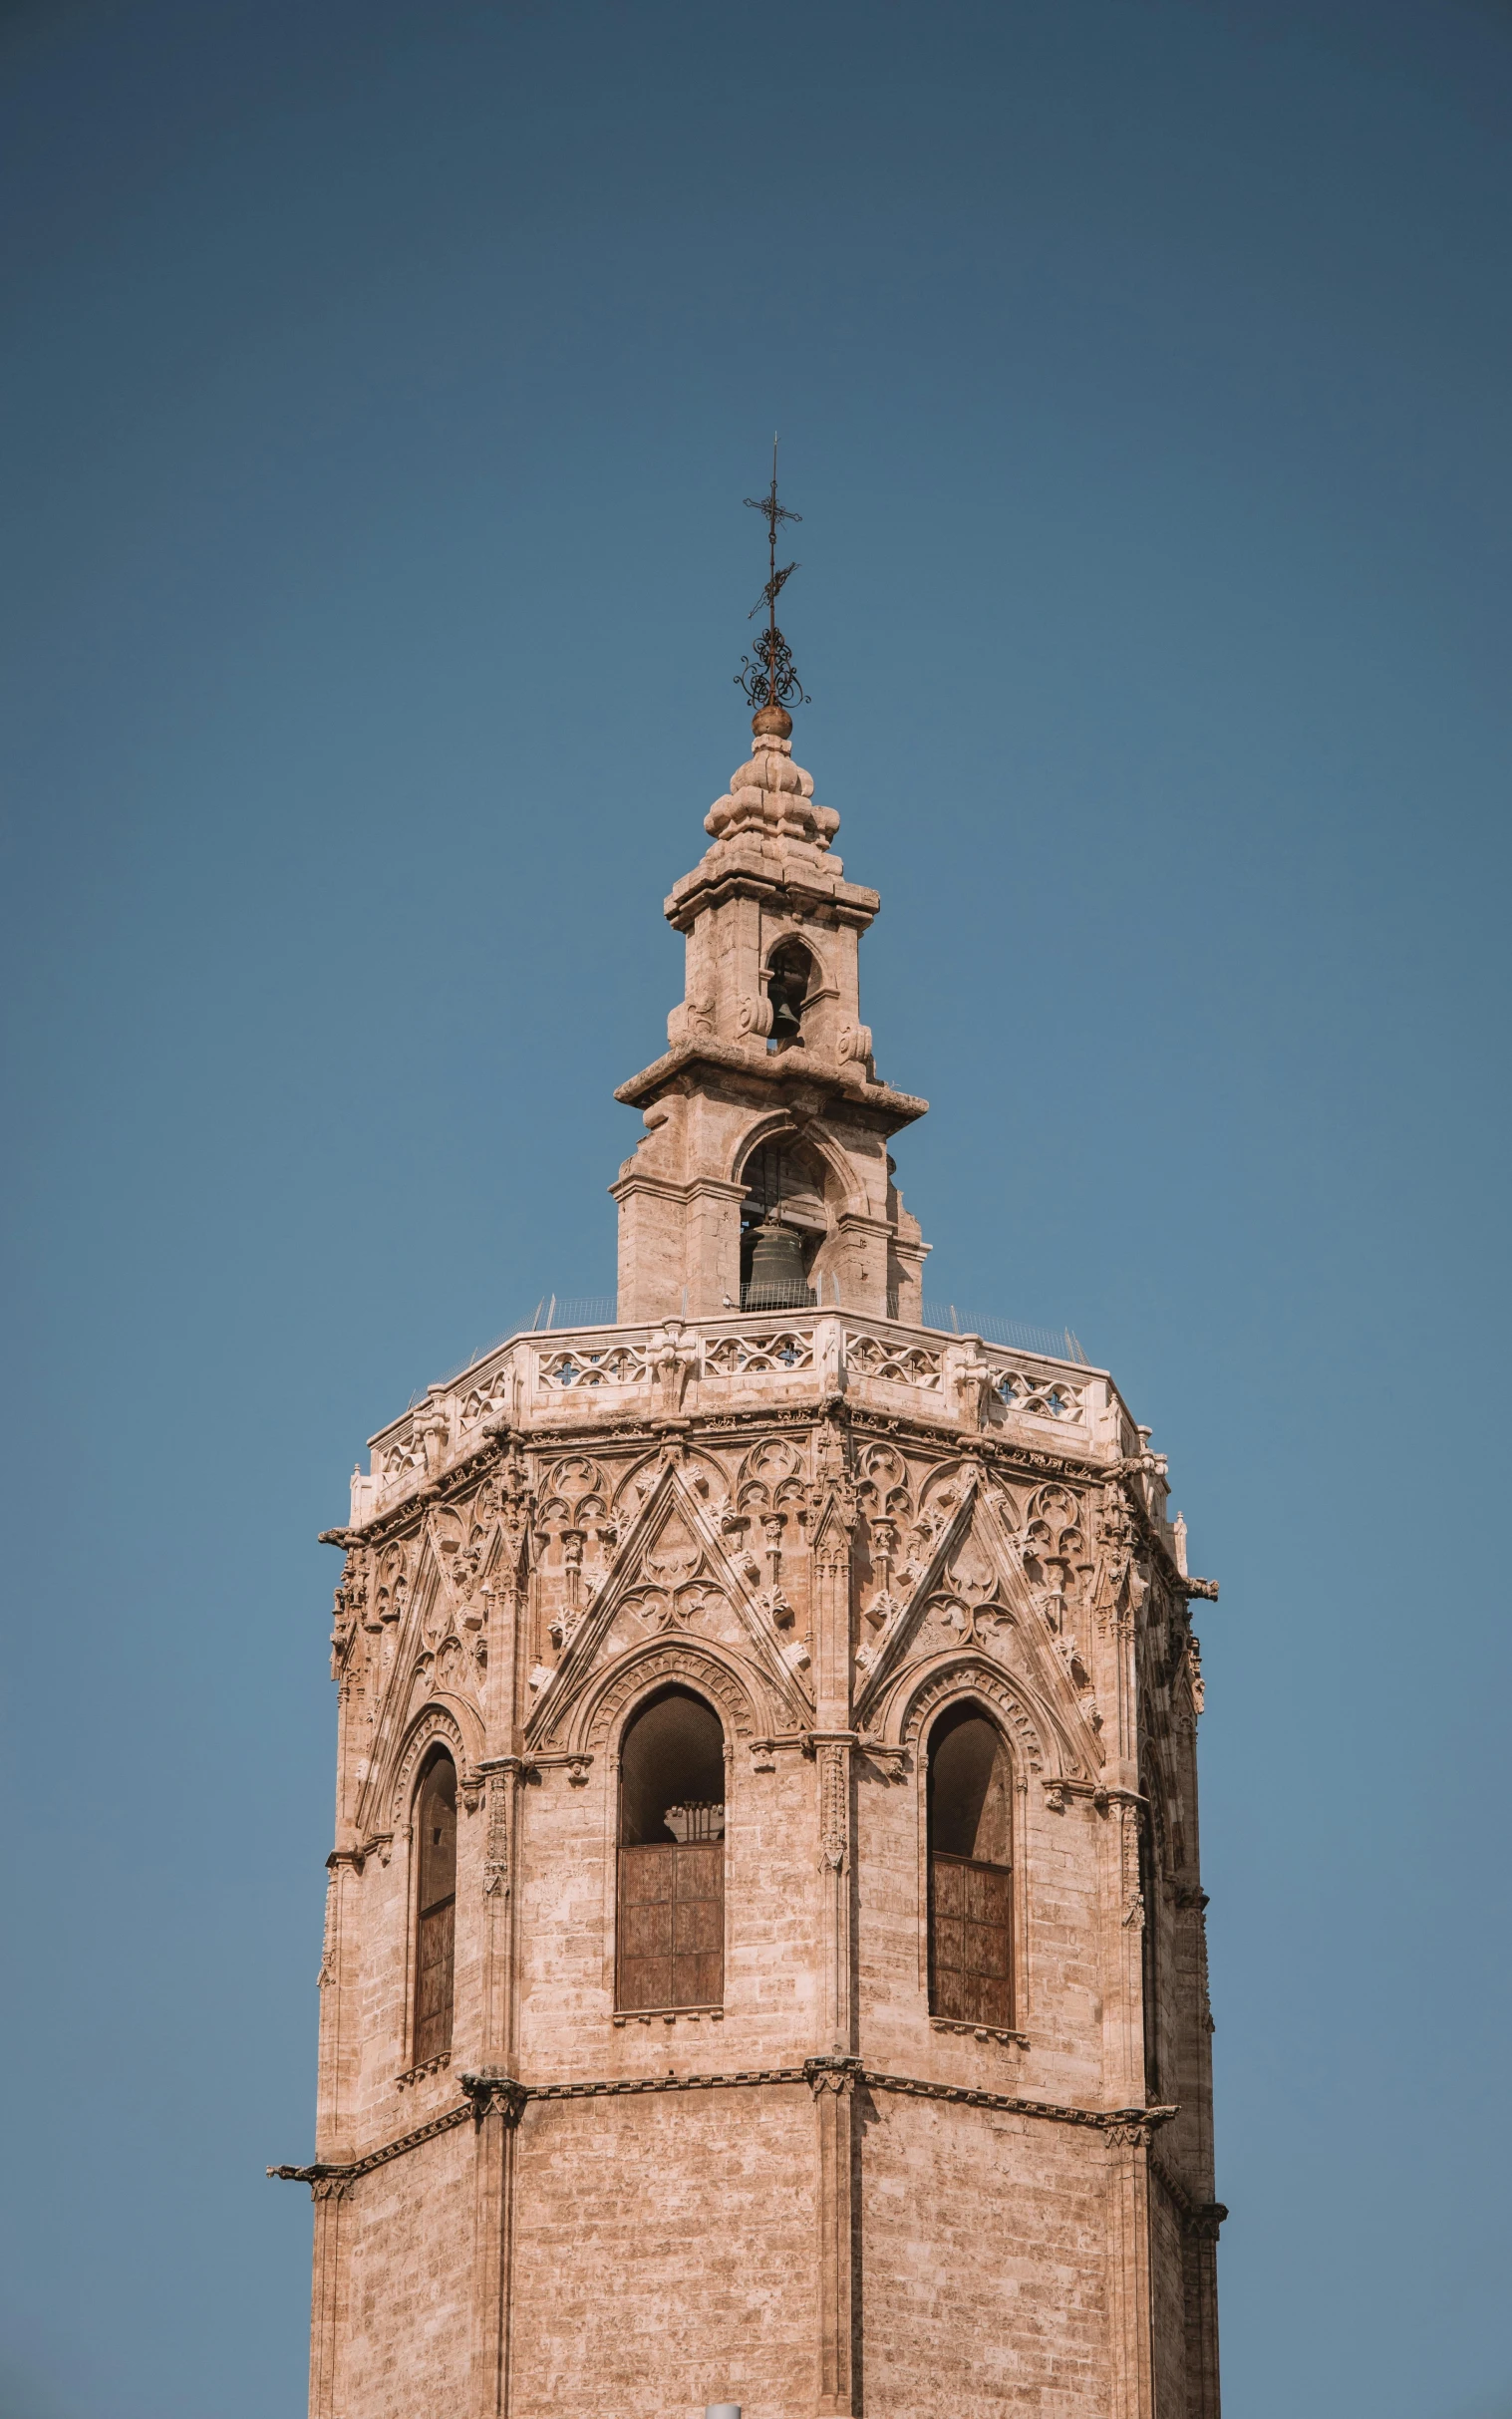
[464,1462,532,2419]
[832,1210,894,1319]
[314,1852,361,2167]
[805,2058,860,2419]
[464,2075,528,2419]
[813,1735,853,2053]
[686,1175,747,1317]
[307,2177,352,2419]
[1105,2118,1156,2419]
[806,1427,857,2054]
[479,1761,522,2072]
[805,1416,860,2416]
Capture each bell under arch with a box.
[763,934,819,1054]
[738,1132,833,1309]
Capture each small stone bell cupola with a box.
[611,701,931,1324]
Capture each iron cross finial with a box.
[737,437,810,719]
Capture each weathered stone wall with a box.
[1150,2184,1190,2419]
[860,2095,1109,2415]
[509,2086,816,2419]
[333,2123,473,2419]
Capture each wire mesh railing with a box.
[921,1305,1088,1363]
[740,1280,816,1311]
[529,1294,617,1331]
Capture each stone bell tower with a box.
[274,528,1225,2417]
[611,694,929,1329]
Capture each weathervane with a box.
[736,438,810,716]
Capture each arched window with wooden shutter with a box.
[412,1747,456,2063]
[927,1703,1014,2029]
[616,1686,726,2013]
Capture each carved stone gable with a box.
[856,1474,1105,1768]
[525,1460,813,1748]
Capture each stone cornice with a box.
[270,2076,1178,2194]
[665,854,879,935]
[613,1036,926,1128]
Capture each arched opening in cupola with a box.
[412,1745,457,2064]
[764,937,816,1053]
[738,1135,830,1310]
[927,1703,1015,2029]
[617,1685,726,2012]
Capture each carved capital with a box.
[459,2068,528,2128]
[1102,2103,1178,2151]
[803,2055,861,2100]
[267,2161,355,2202]
[1108,2120,1151,2149]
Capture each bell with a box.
[769,993,802,1046]
[747,1219,809,1308]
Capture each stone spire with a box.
[611,713,930,1324]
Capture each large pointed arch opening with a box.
[412,1744,457,2063]
[926,1700,1015,2029]
[616,1685,727,2013]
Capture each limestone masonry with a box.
[276,700,1225,2417]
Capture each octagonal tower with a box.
[277,703,1224,2419]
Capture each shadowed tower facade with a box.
[277,590,1225,2414]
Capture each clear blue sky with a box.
[2,3,1508,2415]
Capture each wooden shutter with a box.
[618,1841,724,2011]
[414,1895,455,2062]
[670,1841,724,2009]
[930,1851,1012,2028]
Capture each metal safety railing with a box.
[921,1305,1088,1363]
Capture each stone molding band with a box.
[269,2101,474,2192]
[270,2070,1183,2195]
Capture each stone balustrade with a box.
[353,1312,1136,1526]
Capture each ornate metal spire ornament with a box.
[736,437,810,723]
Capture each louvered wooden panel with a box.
[414,1895,455,2062]
[618,1843,675,2011]
[930,1851,1012,2028]
[670,1840,724,2010]
[618,1841,724,2010]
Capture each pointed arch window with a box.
[412,1747,456,2063]
[927,1704,1015,2028]
[617,1686,726,2012]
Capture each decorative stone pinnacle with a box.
[702,728,839,854]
